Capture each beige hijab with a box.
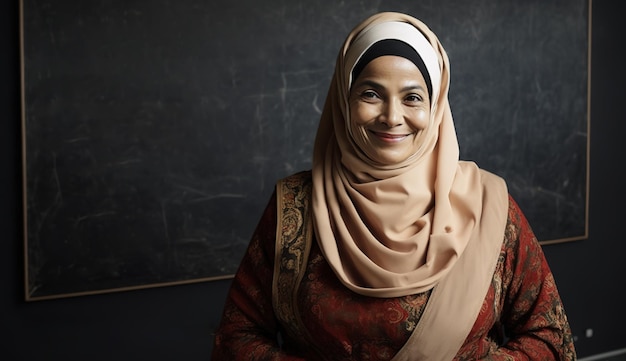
[311,12,508,299]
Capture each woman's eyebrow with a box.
[353,79,383,89]
[354,79,425,93]
[400,84,425,93]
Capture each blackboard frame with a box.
[20,0,590,300]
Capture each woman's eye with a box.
[361,90,379,100]
[405,94,422,103]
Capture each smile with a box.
[370,130,410,143]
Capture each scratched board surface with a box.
[22,0,588,299]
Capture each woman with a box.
[211,11,576,360]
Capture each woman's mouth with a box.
[370,130,410,143]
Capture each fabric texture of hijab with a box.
[311,11,509,299]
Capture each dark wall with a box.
[2,0,624,360]
[542,0,626,355]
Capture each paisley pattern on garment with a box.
[272,171,315,349]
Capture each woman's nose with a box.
[380,99,403,127]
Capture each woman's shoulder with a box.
[505,194,531,234]
[276,170,313,198]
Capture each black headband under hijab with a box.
[351,38,433,99]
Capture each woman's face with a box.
[349,55,431,165]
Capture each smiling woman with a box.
[211,11,576,360]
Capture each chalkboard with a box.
[21,0,589,300]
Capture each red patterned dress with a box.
[212,176,576,360]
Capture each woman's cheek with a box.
[350,103,377,126]
[411,109,430,130]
